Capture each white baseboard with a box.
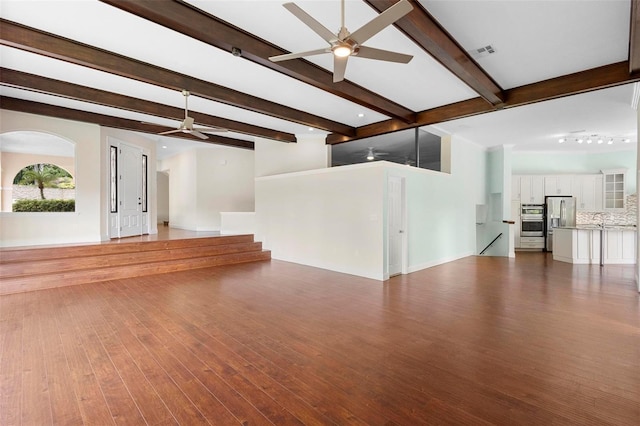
[407,251,475,274]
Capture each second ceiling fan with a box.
[269,0,414,82]
[159,90,225,140]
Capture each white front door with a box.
[388,176,405,277]
[119,143,143,237]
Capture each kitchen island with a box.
[553,226,636,264]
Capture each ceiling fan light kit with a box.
[269,0,414,82]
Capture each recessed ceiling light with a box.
[558,138,566,143]
[608,139,613,145]
[577,138,583,144]
[624,138,631,143]
[162,145,167,149]
[357,113,365,118]
[586,138,592,144]
[308,127,314,132]
[598,138,603,144]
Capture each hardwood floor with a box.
[1,252,638,425]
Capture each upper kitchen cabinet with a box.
[544,175,573,196]
[602,169,626,210]
[572,174,604,211]
[511,175,521,200]
[520,175,545,204]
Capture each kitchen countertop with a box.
[557,225,637,231]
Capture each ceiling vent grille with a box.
[470,44,496,59]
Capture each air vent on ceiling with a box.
[469,44,496,59]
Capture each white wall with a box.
[159,145,255,231]
[0,110,102,247]
[255,134,329,177]
[159,148,197,230]
[476,145,513,257]
[256,163,386,280]
[157,171,169,223]
[255,136,487,280]
[0,111,161,247]
[388,136,488,271]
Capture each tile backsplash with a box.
[576,194,637,226]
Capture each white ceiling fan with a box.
[159,90,225,140]
[269,0,414,82]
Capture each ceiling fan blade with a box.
[350,0,413,45]
[355,46,413,63]
[283,2,336,43]
[189,130,209,140]
[158,129,181,135]
[333,54,348,83]
[193,127,227,133]
[269,48,330,62]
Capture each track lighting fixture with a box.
[557,134,634,146]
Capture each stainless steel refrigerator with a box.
[544,196,577,252]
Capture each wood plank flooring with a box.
[1,252,638,425]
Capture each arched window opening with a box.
[12,163,75,212]
[0,131,76,212]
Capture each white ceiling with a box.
[0,0,637,159]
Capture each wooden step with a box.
[0,241,264,278]
[0,234,255,263]
[0,234,270,296]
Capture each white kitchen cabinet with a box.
[514,173,606,211]
[604,230,636,264]
[520,176,544,204]
[544,175,572,196]
[602,169,625,210]
[520,236,544,249]
[553,227,636,264]
[572,174,603,211]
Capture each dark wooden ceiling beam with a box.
[629,0,640,73]
[99,0,417,124]
[327,61,640,144]
[0,18,354,136]
[0,96,255,150]
[363,0,504,107]
[0,68,296,143]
